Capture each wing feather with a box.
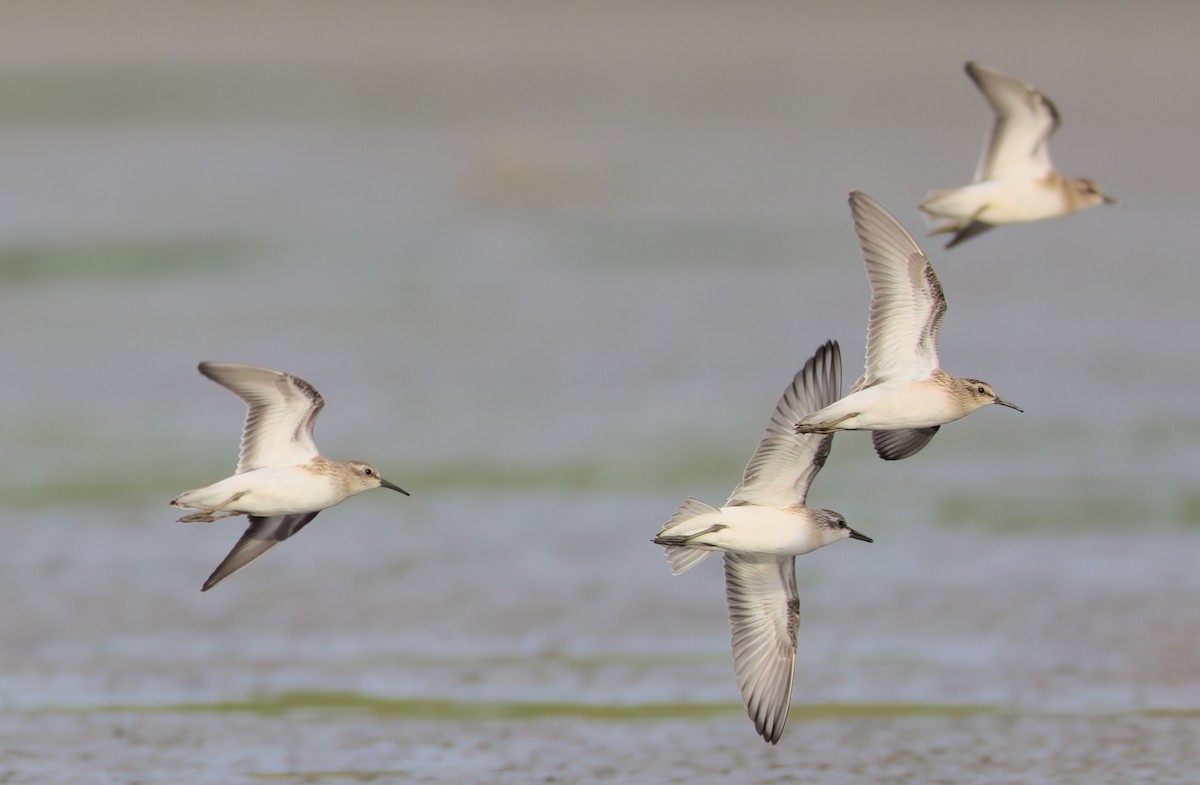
[871,426,941,461]
[726,341,841,507]
[849,192,946,389]
[724,553,799,745]
[967,61,1060,182]
[198,362,324,473]
[201,512,320,591]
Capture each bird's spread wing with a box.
[850,191,946,387]
[201,512,320,591]
[724,552,799,745]
[872,426,941,461]
[727,340,841,508]
[967,61,1060,183]
[942,219,995,251]
[198,362,324,474]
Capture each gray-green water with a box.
[2,1,1200,782]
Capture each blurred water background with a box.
[2,1,1199,782]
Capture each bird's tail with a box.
[918,191,994,248]
[917,188,961,225]
[652,497,724,575]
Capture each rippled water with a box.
[2,2,1200,783]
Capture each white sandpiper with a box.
[171,362,409,591]
[919,60,1117,249]
[794,191,1022,460]
[653,340,872,744]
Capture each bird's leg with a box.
[652,523,727,547]
[176,491,249,523]
[795,413,858,434]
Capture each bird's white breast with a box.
[713,505,828,556]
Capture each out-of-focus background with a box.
[2,2,1198,782]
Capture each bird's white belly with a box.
[712,506,825,556]
[173,465,345,517]
[929,179,1069,224]
[827,382,965,430]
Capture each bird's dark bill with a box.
[380,478,410,495]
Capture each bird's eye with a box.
[977,386,986,395]
[363,467,374,476]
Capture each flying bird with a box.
[171,362,408,591]
[920,61,1117,249]
[795,191,1021,460]
[654,340,872,744]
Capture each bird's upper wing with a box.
[967,61,1060,182]
[201,512,320,591]
[723,552,799,745]
[198,362,324,474]
[726,340,840,508]
[850,191,946,388]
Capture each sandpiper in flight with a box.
[171,362,409,591]
[919,61,1117,249]
[795,191,1022,460]
[653,340,872,744]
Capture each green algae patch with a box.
[1136,707,1200,718]
[68,692,1002,723]
[80,691,738,721]
[936,485,1166,532]
[0,445,727,510]
[0,240,245,283]
[398,448,737,496]
[249,772,413,782]
[361,650,728,668]
[798,702,1000,720]
[0,453,217,511]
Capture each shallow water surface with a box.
[2,1,1200,782]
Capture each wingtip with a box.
[751,704,789,745]
[847,190,879,233]
[847,189,884,223]
[809,338,842,405]
[963,60,999,85]
[201,563,232,591]
[196,360,235,383]
[847,190,926,259]
[825,337,840,360]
